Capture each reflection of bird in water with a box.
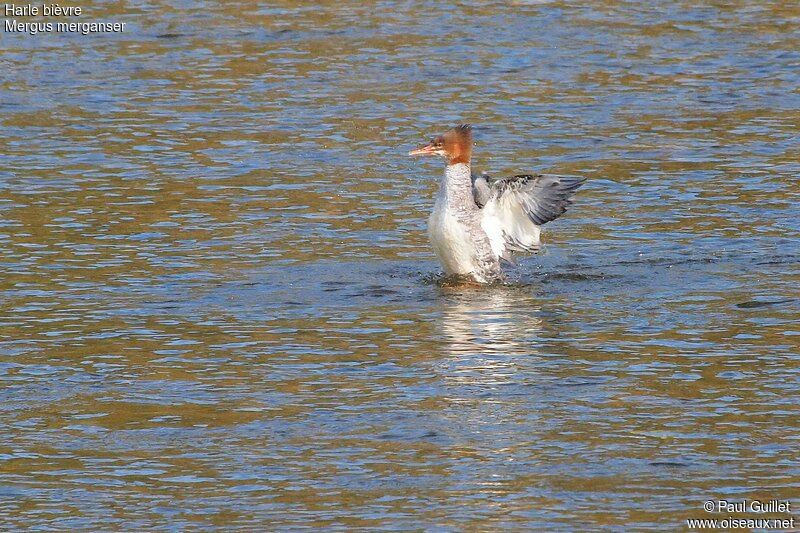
[437,286,544,360]
[409,124,584,284]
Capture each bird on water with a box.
[409,124,584,284]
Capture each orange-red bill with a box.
[408,144,437,156]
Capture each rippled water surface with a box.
[2,0,799,529]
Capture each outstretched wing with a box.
[478,173,585,258]
[488,174,585,225]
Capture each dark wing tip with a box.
[553,176,586,191]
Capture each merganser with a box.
[409,124,584,283]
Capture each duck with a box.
[409,124,584,283]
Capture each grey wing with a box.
[471,172,493,208]
[479,174,584,257]
[491,174,585,225]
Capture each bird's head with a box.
[409,124,472,165]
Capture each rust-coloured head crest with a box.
[409,124,473,165]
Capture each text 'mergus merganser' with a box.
[409,124,584,284]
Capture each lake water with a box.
[1,0,799,529]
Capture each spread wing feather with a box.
[477,173,585,259]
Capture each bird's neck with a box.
[440,163,473,209]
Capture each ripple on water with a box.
[1,0,799,529]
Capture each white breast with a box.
[426,163,502,282]
[428,199,480,276]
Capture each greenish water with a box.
[1,0,799,529]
